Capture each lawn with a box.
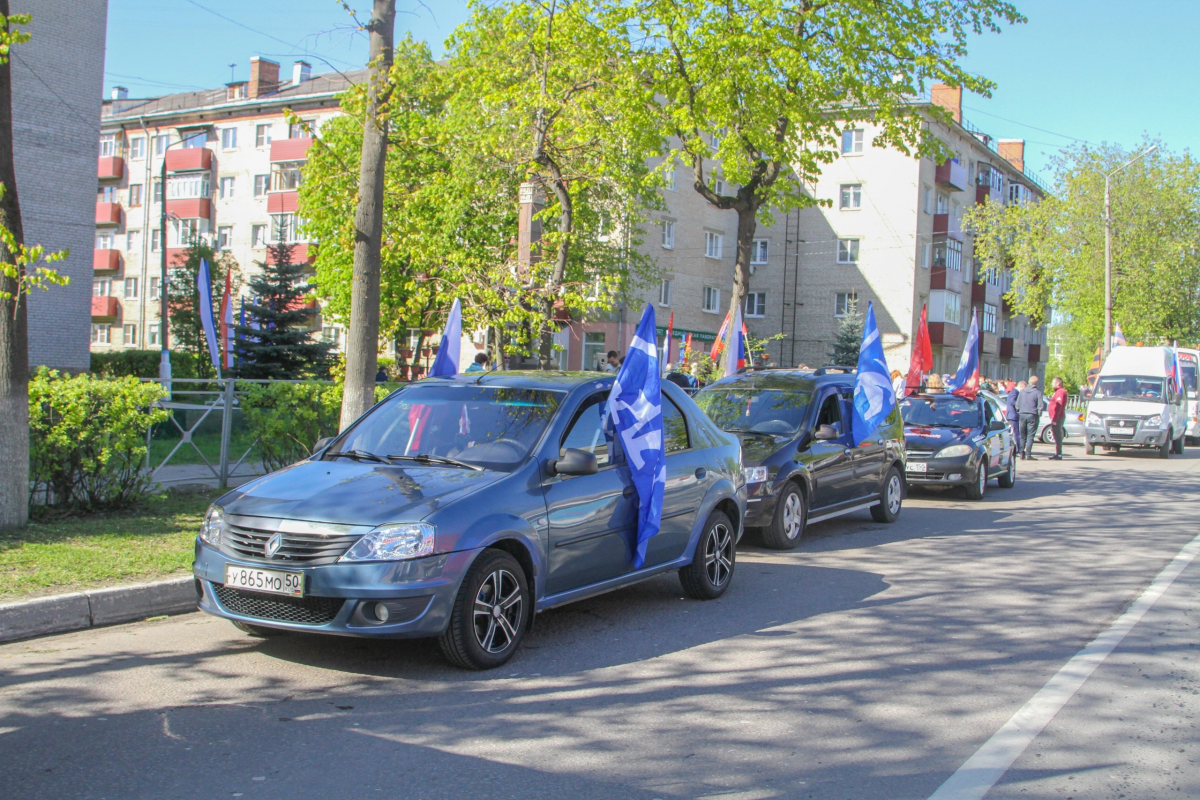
[0,488,224,602]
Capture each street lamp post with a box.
[156,132,206,385]
[1103,144,1157,356]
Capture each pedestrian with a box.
[375,365,389,382]
[1016,375,1044,460]
[1006,380,1024,456]
[465,352,489,373]
[891,369,905,400]
[1046,376,1068,460]
[926,373,945,392]
[604,350,619,373]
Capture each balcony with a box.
[267,242,312,264]
[97,156,124,180]
[999,337,1016,358]
[95,201,122,226]
[935,158,968,192]
[975,170,1004,205]
[165,147,213,172]
[91,296,120,319]
[971,281,1001,305]
[1028,344,1043,363]
[933,213,963,241]
[270,137,312,162]
[930,265,949,290]
[980,331,998,356]
[267,190,298,214]
[929,322,963,348]
[165,197,212,220]
[93,249,121,272]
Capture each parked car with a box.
[900,390,1016,500]
[1084,345,1188,457]
[193,373,745,670]
[692,367,906,550]
[1037,408,1085,443]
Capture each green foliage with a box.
[166,241,239,377]
[233,243,333,379]
[89,350,199,379]
[0,184,68,302]
[28,370,169,512]
[0,12,31,62]
[829,301,864,367]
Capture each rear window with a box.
[900,395,981,429]
[695,386,813,435]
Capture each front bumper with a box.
[904,454,977,486]
[1084,424,1169,448]
[193,539,478,638]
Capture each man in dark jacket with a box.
[1016,375,1044,460]
[1006,380,1023,456]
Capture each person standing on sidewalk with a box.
[1006,380,1024,456]
[1017,376,1044,460]
[1046,377,1068,460]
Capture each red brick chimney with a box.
[931,83,962,124]
[998,139,1025,173]
[249,56,280,99]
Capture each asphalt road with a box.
[2,442,1198,800]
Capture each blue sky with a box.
[104,0,1198,180]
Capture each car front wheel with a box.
[760,484,806,550]
[680,510,736,600]
[965,460,987,501]
[439,549,529,670]
[870,467,903,522]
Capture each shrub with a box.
[29,370,170,511]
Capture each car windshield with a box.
[694,387,813,435]
[1179,358,1198,396]
[332,385,564,471]
[900,395,981,429]
[1094,375,1166,401]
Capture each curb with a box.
[0,576,197,644]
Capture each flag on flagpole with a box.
[664,312,674,370]
[683,332,693,363]
[1086,345,1103,389]
[1112,323,1127,348]
[605,304,665,569]
[709,310,732,360]
[429,298,462,378]
[946,309,980,399]
[196,259,221,376]
[723,304,744,377]
[852,302,898,446]
[905,304,932,396]
[219,272,234,370]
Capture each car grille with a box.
[905,450,934,460]
[223,521,362,565]
[213,585,345,625]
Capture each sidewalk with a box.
[0,577,197,644]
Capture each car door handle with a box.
[623,485,635,498]
[694,467,706,479]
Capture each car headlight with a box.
[1144,415,1162,428]
[934,444,974,459]
[1087,412,1101,426]
[200,505,223,545]
[340,523,435,562]
[743,466,768,484]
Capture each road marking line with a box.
[928,530,1200,800]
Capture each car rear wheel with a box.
[964,461,987,501]
[1040,425,1055,444]
[679,511,736,600]
[870,467,903,523]
[760,484,806,550]
[231,620,288,638]
[997,450,1016,488]
[439,549,528,670]
[1172,434,1185,455]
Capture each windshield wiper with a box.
[327,449,390,464]
[386,453,483,471]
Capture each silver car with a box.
[1037,409,1086,443]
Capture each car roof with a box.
[431,371,614,391]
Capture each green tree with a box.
[166,241,239,378]
[829,300,863,367]
[233,243,333,379]
[628,0,1023,321]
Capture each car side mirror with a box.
[813,424,839,441]
[549,448,599,477]
[312,436,333,455]
[988,420,1006,432]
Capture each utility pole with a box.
[1103,144,1156,357]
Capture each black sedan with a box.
[900,390,1016,500]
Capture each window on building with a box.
[837,238,860,264]
[256,124,272,148]
[923,186,933,214]
[128,136,145,160]
[170,218,203,247]
[95,233,113,250]
[221,127,237,150]
[289,121,313,139]
[322,325,343,348]
[983,304,998,334]
[936,192,950,215]
[660,220,674,249]
[99,134,117,157]
[920,242,932,269]
[126,230,139,250]
[663,163,676,191]
[149,277,161,298]
[933,238,963,271]
[751,239,769,264]
[702,286,720,313]
[91,324,110,345]
[272,213,297,243]
[217,226,232,250]
[150,230,161,252]
[271,161,303,191]
[745,292,766,318]
[841,129,864,154]
[711,177,724,195]
[148,326,159,346]
[122,324,138,346]
[834,291,858,318]
[253,175,270,197]
[129,184,143,207]
[582,331,607,370]
[839,184,862,209]
[152,180,162,204]
[220,176,235,199]
[153,135,170,156]
[100,185,117,202]
[181,130,206,149]
[659,278,672,307]
[93,278,111,297]
[252,224,268,248]
[704,231,723,259]
[124,277,139,299]
[167,174,210,200]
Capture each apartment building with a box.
[91,58,359,353]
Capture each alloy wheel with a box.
[782,492,804,540]
[886,474,902,515]
[704,523,734,588]
[978,464,987,495]
[472,569,523,654]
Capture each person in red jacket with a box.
[1047,376,1068,460]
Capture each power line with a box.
[963,104,1093,145]
[104,71,206,91]
[181,0,361,72]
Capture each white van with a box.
[1084,345,1187,457]
[1176,348,1200,443]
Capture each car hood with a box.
[734,432,795,464]
[903,425,977,452]
[220,459,507,527]
[1087,399,1170,417]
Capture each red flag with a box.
[710,310,732,360]
[683,332,693,360]
[905,304,932,395]
[666,311,674,367]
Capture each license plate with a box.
[907,461,928,473]
[224,565,304,597]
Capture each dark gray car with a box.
[193,372,745,669]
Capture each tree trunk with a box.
[0,0,29,529]
[727,205,758,331]
[340,0,395,431]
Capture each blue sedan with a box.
[193,372,745,669]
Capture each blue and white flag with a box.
[606,304,665,569]
[852,302,897,446]
[429,298,462,378]
[196,258,221,375]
